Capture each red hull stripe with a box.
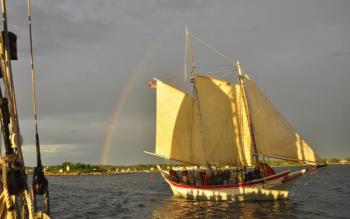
[282,172,303,183]
[169,171,290,190]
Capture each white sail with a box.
[155,80,206,166]
[194,75,254,166]
[246,75,322,164]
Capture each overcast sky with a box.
[2,0,349,166]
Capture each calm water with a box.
[45,165,350,218]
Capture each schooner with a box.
[146,29,323,201]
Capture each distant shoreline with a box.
[43,172,148,177]
[30,163,348,177]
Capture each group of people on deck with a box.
[168,162,275,186]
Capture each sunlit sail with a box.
[246,75,322,164]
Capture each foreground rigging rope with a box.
[0,0,37,218]
[27,0,50,216]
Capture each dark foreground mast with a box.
[0,0,50,218]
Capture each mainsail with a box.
[194,75,254,166]
[155,77,254,167]
[245,75,322,164]
[155,80,206,166]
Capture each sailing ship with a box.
[146,29,324,201]
[0,0,50,218]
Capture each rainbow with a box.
[99,26,175,164]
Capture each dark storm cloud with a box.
[3,0,349,165]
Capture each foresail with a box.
[245,75,322,164]
[155,80,206,166]
[194,75,254,166]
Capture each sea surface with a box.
[45,164,349,219]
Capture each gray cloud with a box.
[2,0,349,166]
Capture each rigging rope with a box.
[27,0,41,167]
[27,0,50,216]
[0,1,44,218]
[184,27,188,82]
[0,0,21,150]
[188,31,234,65]
[197,70,233,75]
[191,79,207,166]
[0,120,2,155]
[193,64,233,69]
[187,29,239,83]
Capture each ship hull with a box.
[157,165,305,201]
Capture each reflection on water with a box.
[152,197,298,218]
[47,165,350,219]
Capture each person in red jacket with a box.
[263,163,276,176]
[169,169,179,182]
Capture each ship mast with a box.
[0,0,34,218]
[186,28,207,167]
[0,0,51,218]
[0,0,22,156]
[236,61,259,164]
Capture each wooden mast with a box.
[186,28,207,168]
[0,1,37,218]
[236,60,259,164]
